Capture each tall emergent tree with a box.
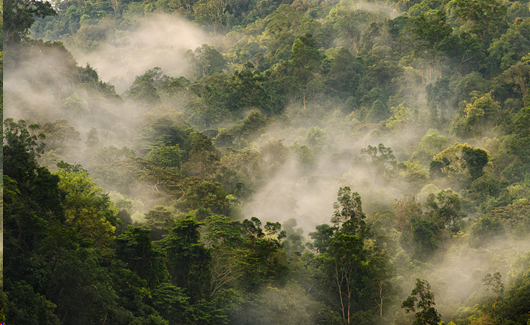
[311,187,374,324]
[402,279,441,325]
[290,33,322,109]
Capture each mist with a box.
[348,1,402,19]
[69,14,208,93]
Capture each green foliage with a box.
[187,45,227,80]
[410,220,439,261]
[424,190,466,232]
[116,227,169,288]
[401,279,441,325]
[4,0,56,46]
[143,206,175,241]
[358,143,396,179]
[126,72,161,105]
[412,133,449,166]
[147,144,184,173]
[159,217,211,302]
[306,126,330,148]
[290,33,322,107]
[3,119,65,261]
[57,169,119,247]
[462,147,489,180]
[510,106,530,165]
[452,0,509,45]
[331,186,367,236]
[7,0,530,323]
[4,280,60,325]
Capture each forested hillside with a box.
[3,0,530,323]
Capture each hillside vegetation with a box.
[3,0,530,323]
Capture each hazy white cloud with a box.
[71,14,208,93]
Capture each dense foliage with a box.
[3,0,530,323]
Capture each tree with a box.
[150,283,192,324]
[116,227,169,289]
[482,272,504,321]
[38,119,82,166]
[331,187,367,237]
[329,3,369,53]
[411,133,449,166]
[471,216,504,247]
[177,178,227,217]
[204,215,245,296]
[424,190,466,232]
[290,33,322,109]
[181,132,220,179]
[462,146,490,180]
[143,206,175,241]
[426,78,452,124]
[3,119,123,325]
[306,126,330,148]
[126,72,161,105]
[402,279,441,325]
[4,280,60,324]
[311,188,371,323]
[359,143,396,178]
[431,143,491,182]
[120,157,187,203]
[3,119,64,259]
[503,55,530,107]
[368,252,395,318]
[147,144,184,173]
[4,0,56,47]
[56,169,119,247]
[395,195,422,234]
[386,104,413,129]
[408,10,454,68]
[510,106,530,165]
[490,23,530,71]
[241,217,286,282]
[453,93,500,138]
[193,0,230,33]
[324,47,361,98]
[319,233,366,323]
[186,44,226,79]
[452,0,509,45]
[63,93,90,118]
[227,70,271,114]
[85,127,100,151]
[410,220,439,261]
[260,221,286,279]
[159,217,211,303]
[45,247,119,325]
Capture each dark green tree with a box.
[116,227,169,289]
[4,0,56,47]
[510,107,530,165]
[411,220,439,261]
[401,279,441,325]
[143,206,175,241]
[159,217,211,303]
[462,146,489,180]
